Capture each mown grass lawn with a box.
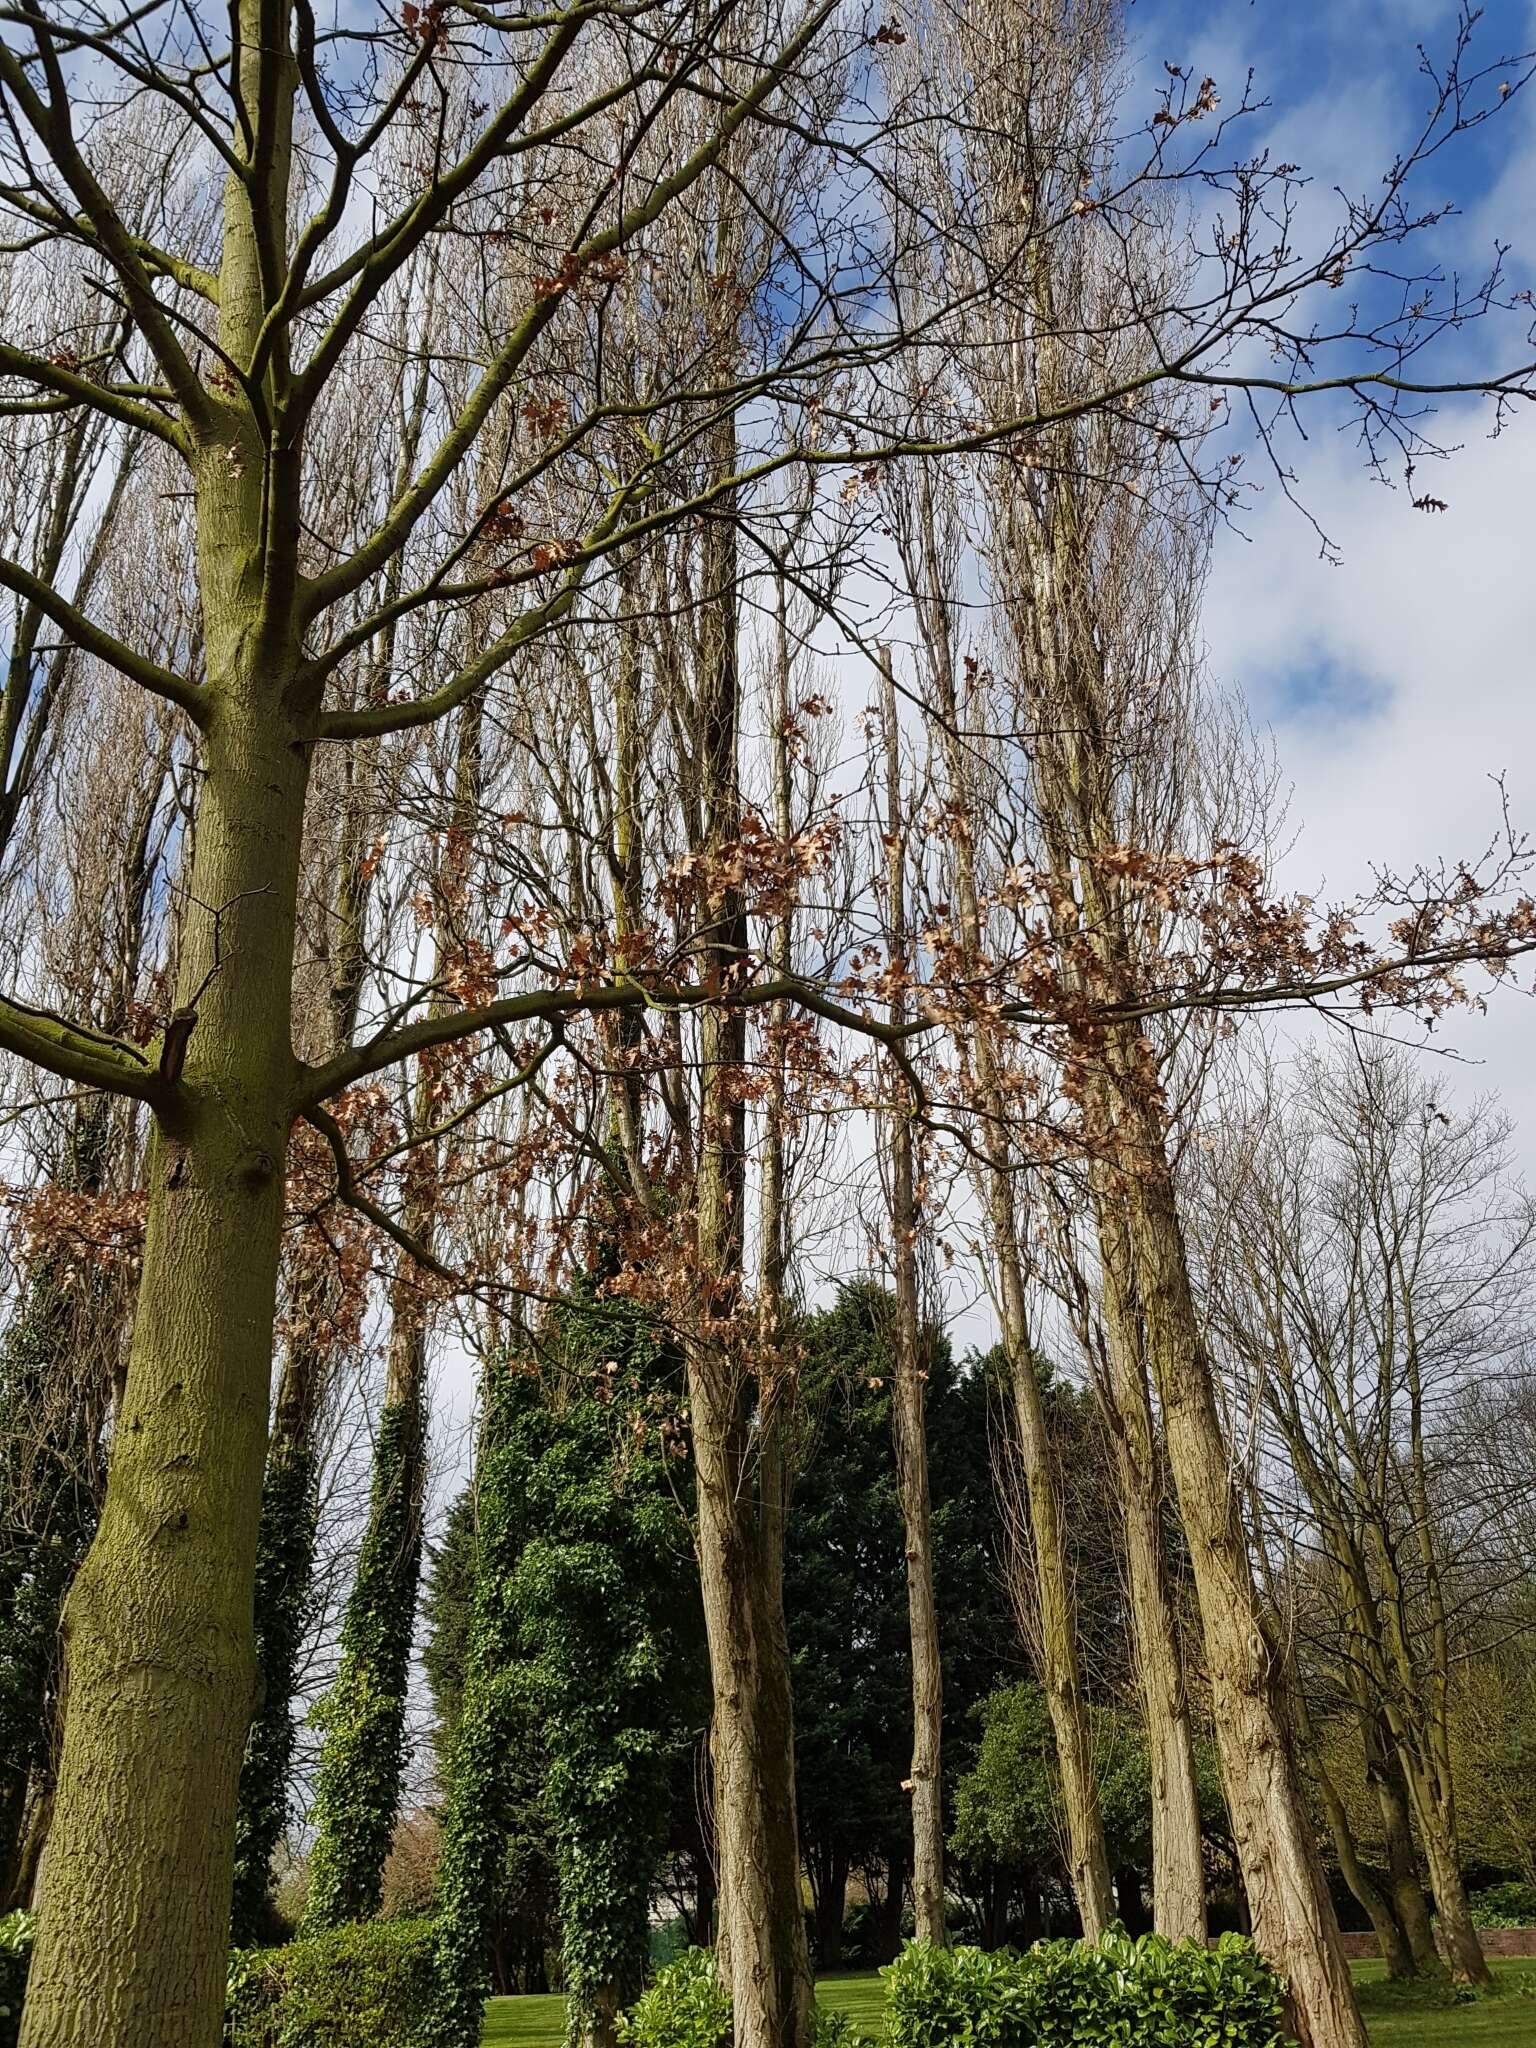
[481,1959,1536,2047]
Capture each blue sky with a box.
[1104,3,1536,1178]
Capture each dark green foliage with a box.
[0,1910,33,2048]
[786,1285,1014,1961]
[951,1683,1224,1886]
[231,1435,322,1946]
[0,1243,109,1903]
[1469,1882,1536,1928]
[427,1275,702,2048]
[225,1916,437,2046]
[882,1931,1294,2048]
[422,1489,479,1763]
[426,1366,558,2048]
[305,1388,427,1931]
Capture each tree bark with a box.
[1399,1758,1487,1987]
[913,478,1113,1942]
[1113,1105,1367,2048]
[877,652,945,1948]
[1290,1692,1413,1980]
[20,710,309,2048]
[691,1364,814,2048]
[1367,1732,1439,1978]
[1090,1193,1206,1942]
[685,421,813,2048]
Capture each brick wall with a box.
[1335,1928,1536,1960]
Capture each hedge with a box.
[883,1929,1294,2048]
[226,1915,437,2047]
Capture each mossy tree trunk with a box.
[17,14,311,2033]
[19,704,311,2046]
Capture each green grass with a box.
[1352,1958,1536,2045]
[481,1960,1536,2046]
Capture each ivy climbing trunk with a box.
[303,1296,429,1928]
[424,1367,530,2048]
[229,1316,327,1945]
[305,687,481,1929]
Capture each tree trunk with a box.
[813,1850,849,1966]
[691,1340,815,2048]
[876,1841,909,1961]
[1114,1105,1367,2048]
[8,1784,51,1911]
[685,417,813,2048]
[877,652,945,1948]
[917,509,1112,1942]
[1308,1737,1413,1979]
[1400,1760,1488,1988]
[1091,1192,1206,1942]
[1369,1737,1439,1978]
[20,707,308,2048]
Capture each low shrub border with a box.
[882,1928,1295,2048]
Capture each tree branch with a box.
[0,991,170,1103]
[0,551,207,722]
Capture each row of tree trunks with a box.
[1089,1194,1207,1943]
[901,462,1114,1943]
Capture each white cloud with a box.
[1203,400,1536,1151]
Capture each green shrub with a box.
[616,1948,855,2048]
[812,2011,859,2048]
[0,1912,34,2048]
[617,1948,732,2048]
[882,1930,1294,2048]
[1469,1881,1536,1929]
[225,1916,437,2047]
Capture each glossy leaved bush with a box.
[882,1931,1294,2048]
[617,1949,858,2048]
